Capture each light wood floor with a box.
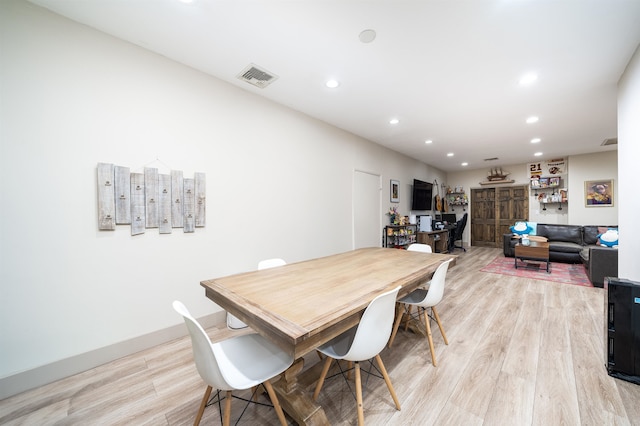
[2,247,639,425]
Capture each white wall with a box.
[0,0,444,389]
[567,151,618,226]
[618,44,640,281]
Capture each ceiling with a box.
[28,0,640,172]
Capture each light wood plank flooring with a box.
[1,247,639,425]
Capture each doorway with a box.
[353,170,382,249]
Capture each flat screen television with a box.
[411,179,433,211]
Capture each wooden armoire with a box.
[470,185,528,247]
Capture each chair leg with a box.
[354,361,365,426]
[374,354,401,410]
[263,379,288,426]
[403,305,413,331]
[223,390,232,426]
[388,303,404,348]
[313,356,333,401]
[431,306,449,345]
[194,385,212,426]
[423,310,437,367]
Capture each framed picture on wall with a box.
[390,179,400,203]
[585,179,614,207]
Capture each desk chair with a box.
[450,213,467,252]
[388,259,452,366]
[173,301,293,426]
[313,286,402,426]
[227,258,287,330]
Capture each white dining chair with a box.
[406,243,432,253]
[406,243,432,290]
[173,300,293,426]
[388,259,452,366]
[312,286,402,426]
[227,258,287,330]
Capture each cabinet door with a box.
[471,186,528,248]
[497,186,528,245]
[471,188,496,247]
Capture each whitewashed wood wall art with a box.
[97,162,206,235]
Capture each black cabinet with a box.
[605,277,640,385]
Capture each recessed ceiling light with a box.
[425,139,433,144]
[447,153,454,157]
[526,116,539,124]
[534,152,543,156]
[325,79,339,88]
[389,118,399,125]
[461,162,469,167]
[531,138,541,143]
[519,72,538,86]
[359,29,376,43]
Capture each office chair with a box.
[450,213,467,252]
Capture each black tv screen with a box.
[411,179,433,210]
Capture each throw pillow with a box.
[598,228,619,247]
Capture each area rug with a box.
[480,255,593,287]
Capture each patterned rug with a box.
[480,255,593,287]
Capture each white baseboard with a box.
[0,311,225,400]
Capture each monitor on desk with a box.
[442,213,458,225]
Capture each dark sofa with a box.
[503,223,618,287]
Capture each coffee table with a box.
[514,241,550,273]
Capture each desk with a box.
[201,247,455,425]
[417,229,450,253]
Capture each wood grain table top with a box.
[201,247,456,358]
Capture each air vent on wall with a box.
[601,137,618,146]
[236,64,278,88]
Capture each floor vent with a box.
[601,137,618,146]
[236,64,278,88]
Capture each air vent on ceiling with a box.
[601,137,618,146]
[236,64,278,89]
[484,157,499,161]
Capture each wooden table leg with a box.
[272,358,331,426]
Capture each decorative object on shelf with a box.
[387,206,400,224]
[390,179,399,203]
[528,158,566,180]
[486,167,510,181]
[585,179,614,207]
[447,190,468,211]
[97,162,206,235]
[383,224,417,248]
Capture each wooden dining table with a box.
[201,247,455,425]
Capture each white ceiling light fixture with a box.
[519,72,538,86]
[526,116,539,124]
[389,118,399,125]
[534,152,543,156]
[531,138,541,143]
[425,139,433,144]
[447,152,454,157]
[461,162,469,166]
[325,79,339,88]
[359,29,377,43]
